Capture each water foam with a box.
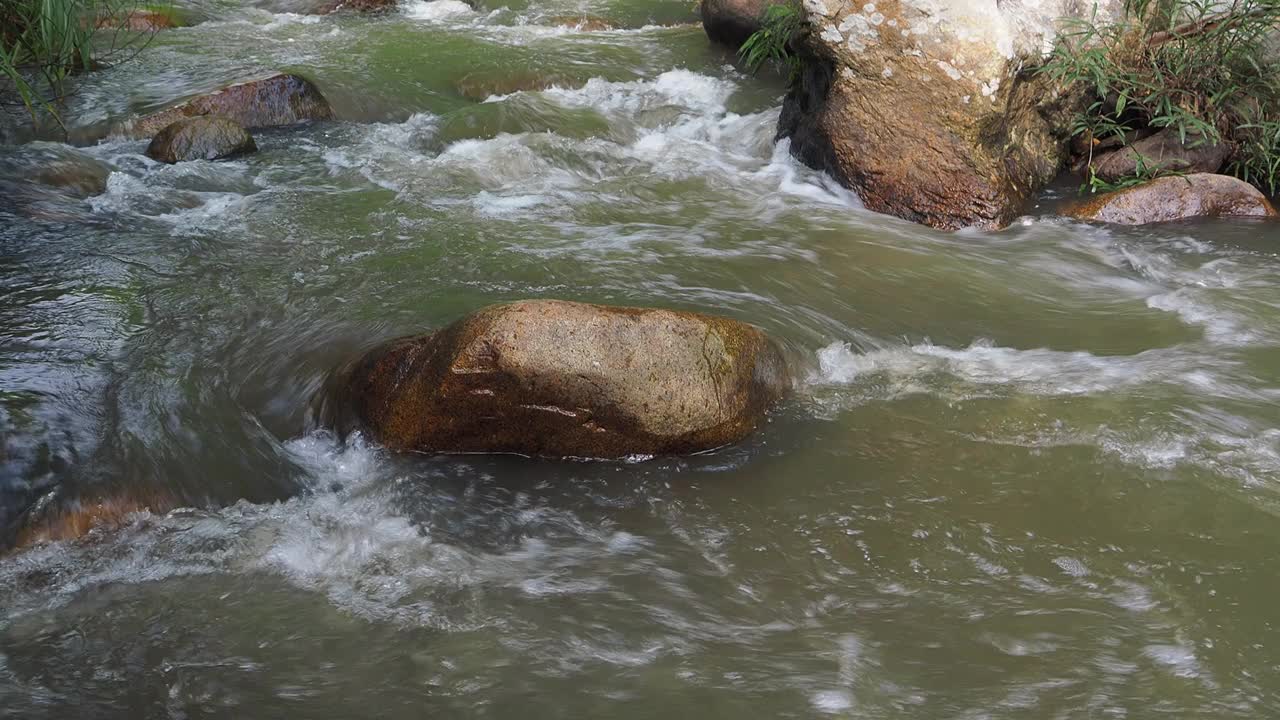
[810,339,1204,398]
[402,0,475,21]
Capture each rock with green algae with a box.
[145,116,257,164]
[328,300,793,459]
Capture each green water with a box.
[2,1,1280,717]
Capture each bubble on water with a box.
[1143,643,1204,679]
[808,339,1206,398]
[1052,556,1090,578]
[1146,289,1257,345]
[811,689,854,713]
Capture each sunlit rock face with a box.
[780,0,1124,230]
[328,300,793,459]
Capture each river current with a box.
[2,1,1280,717]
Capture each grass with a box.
[1040,0,1280,194]
[738,3,802,77]
[1,0,163,128]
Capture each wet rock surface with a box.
[331,300,792,459]
[314,0,397,13]
[454,71,576,101]
[1067,173,1278,225]
[700,0,776,49]
[546,14,615,31]
[1089,129,1229,183]
[119,73,334,138]
[95,9,183,30]
[145,116,258,163]
[779,0,1123,230]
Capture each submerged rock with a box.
[701,0,778,49]
[10,493,173,550]
[779,0,1124,230]
[145,116,257,163]
[96,8,183,30]
[546,15,614,31]
[119,73,334,138]
[1090,129,1229,183]
[1067,173,1277,225]
[454,71,575,102]
[314,0,397,13]
[332,300,792,459]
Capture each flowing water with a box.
[3,1,1280,717]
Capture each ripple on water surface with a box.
[2,0,1280,716]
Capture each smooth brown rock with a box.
[119,73,334,138]
[780,0,1125,231]
[146,116,257,163]
[1067,173,1277,225]
[1090,129,1229,183]
[332,300,792,459]
[701,0,777,49]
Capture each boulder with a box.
[1090,129,1229,183]
[145,116,258,163]
[779,0,1124,230]
[701,0,777,49]
[1067,173,1277,225]
[119,73,334,138]
[331,300,792,459]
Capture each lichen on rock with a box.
[779,0,1124,230]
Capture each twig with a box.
[1148,7,1273,46]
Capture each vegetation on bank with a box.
[739,3,801,76]
[1,0,159,125]
[1042,0,1280,193]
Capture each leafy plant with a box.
[1,0,162,127]
[1040,0,1280,194]
[738,3,802,76]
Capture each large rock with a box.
[1067,173,1277,225]
[331,300,792,459]
[145,116,257,163]
[779,0,1124,230]
[1090,129,1229,183]
[701,0,778,49]
[119,73,334,138]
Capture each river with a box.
[1,0,1279,716]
